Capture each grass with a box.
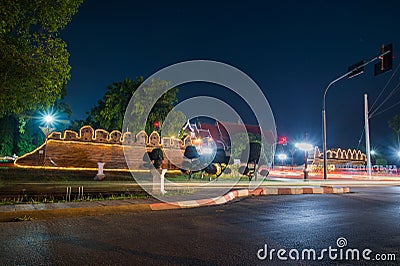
[12,215,36,222]
[0,192,151,206]
[0,166,277,205]
[0,167,152,205]
[0,167,136,183]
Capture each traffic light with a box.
[348,60,365,79]
[374,43,393,76]
[277,136,287,145]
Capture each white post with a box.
[365,94,372,179]
[151,168,167,195]
[160,169,167,194]
[95,162,105,180]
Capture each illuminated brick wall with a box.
[15,126,191,171]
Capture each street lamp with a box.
[322,47,392,180]
[277,153,287,169]
[41,113,55,165]
[295,142,313,180]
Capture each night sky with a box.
[61,0,400,159]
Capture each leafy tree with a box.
[238,141,270,180]
[161,110,186,137]
[230,132,259,159]
[0,100,72,156]
[182,145,200,180]
[142,148,164,169]
[0,116,16,156]
[87,77,179,133]
[87,78,142,131]
[388,114,400,147]
[0,0,84,117]
[128,79,178,134]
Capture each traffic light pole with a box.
[322,50,390,180]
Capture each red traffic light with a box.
[278,136,287,145]
[153,121,160,129]
[375,43,393,76]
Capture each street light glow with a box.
[44,114,54,125]
[277,153,287,160]
[370,150,376,155]
[202,147,214,154]
[397,151,400,157]
[295,142,313,151]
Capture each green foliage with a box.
[375,158,388,166]
[128,78,178,134]
[0,100,71,156]
[388,114,400,146]
[87,77,179,133]
[0,116,16,156]
[0,0,84,117]
[87,78,142,131]
[161,110,186,137]
[184,146,200,160]
[241,142,261,164]
[230,132,260,159]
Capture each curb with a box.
[149,186,350,210]
[0,186,349,222]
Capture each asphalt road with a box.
[0,187,399,265]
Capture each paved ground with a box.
[0,187,399,265]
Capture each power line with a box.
[369,62,400,113]
[370,99,400,118]
[369,80,400,118]
[356,128,364,150]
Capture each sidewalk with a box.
[0,184,351,222]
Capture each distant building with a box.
[311,146,367,170]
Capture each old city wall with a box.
[15,126,191,170]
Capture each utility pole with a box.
[322,44,393,180]
[365,94,372,178]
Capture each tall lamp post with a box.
[295,143,313,180]
[42,114,54,165]
[322,47,392,180]
[277,153,287,170]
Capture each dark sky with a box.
[61,0,400,157]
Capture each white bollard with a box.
[151,168,167,195]
[160,169,167,195]
[94,162,105,180]
[66,186,71,201]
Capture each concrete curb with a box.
[0,186,350,222]
[149,186,350,210]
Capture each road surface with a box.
[0,187,399,265]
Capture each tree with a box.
[87,78,179,133]
[0,116,16,156]
[0,100,72,156]
[161,110,186,137]
[87,78,142,131]
[388,115,400,147]
[0,0,84,117]
[128,78,179,134]
[182,145,200,180]
[142,148,164,169]
[230,132,260,159]
[238,141,269,180]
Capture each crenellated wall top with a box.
[48,125,192,148]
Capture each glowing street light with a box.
[41,112,56,166]
[370,150,376,156]
[44,114,54,125]
[277,153,287,169]
[295,142,313,180]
